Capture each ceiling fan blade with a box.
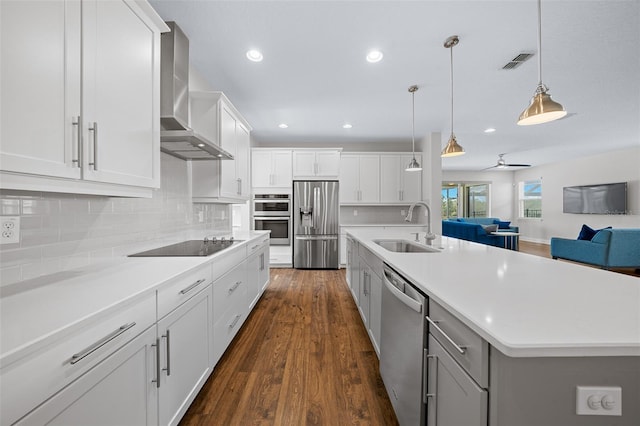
[505,163,531,168]
[481,165,498,171]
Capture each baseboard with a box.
[519,236,550,245]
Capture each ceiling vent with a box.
[502,52,535,70]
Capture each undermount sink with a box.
[373,239,441,253]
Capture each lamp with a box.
[517,0,567,125]
[441,35,465,157]
[406,85,422,171]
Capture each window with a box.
[441,185,459,219]
[519,179,542,218]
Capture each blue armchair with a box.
[550,229,640,269]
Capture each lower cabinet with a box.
[17,325,159,426]
[212,261,248,365]
[157,286,213,426]
[247,238,270,310]
[426,335,488,426]
[356,243,383,356]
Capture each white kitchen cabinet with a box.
[190,92,252,203]
[252,149,292,190]
[157,285,213,426]
[292,149,341,179]
[16,325,159,426]
[357,243,383,356]
[247,239,270,310]
[380,154,422,203]
[212,260,248,366]
[0,0,166,197]
[339,154,380,204]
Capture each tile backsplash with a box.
[0,154,231,286]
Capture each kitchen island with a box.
[347,228,640,426]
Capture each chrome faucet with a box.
[405,201,436,245]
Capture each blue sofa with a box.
[442,218,519,248]
[550,229,640,270]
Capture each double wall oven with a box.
[253,194,291,246]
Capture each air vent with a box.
[502,52,534,70]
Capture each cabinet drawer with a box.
[213,302,247,365]
[359,244,383,277]
[428,300,489,387]
[247,235,269,257]
[0,294,155,426]
[213,262,247,322]
[157,263,212,319]
[211,244,247,282]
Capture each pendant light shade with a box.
[517,0,566,125]
[406,85,422,171]
[441,35,465,158]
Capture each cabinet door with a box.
[380,155,402,203]
[235,121,250,198]
[292,151,317,178]
[219,105,238,199]
[252,150,273,187]
[427,335,488,426]
[401,154,422,202]
[0,0,81,180]
[158,287,212,426]
[368,270,382,355]
[358,155,380,203]
[315,150,341,177]
[271,150,292,187]
[82,0,158,188]
[247,251,261,310]
[339,155,360,203]
[17,326,158,426]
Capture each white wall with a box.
[442,170,516,222]
[513,146,640,243]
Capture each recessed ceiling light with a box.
[278,123,288,129]
[246,49,263,62]
[366,50,383,63]
[484,128,496,133]
[342,124,353,129]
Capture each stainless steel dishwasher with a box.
[380,263,427,426]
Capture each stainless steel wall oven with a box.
[254,194,291,245]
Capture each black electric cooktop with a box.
[128,238,240,257]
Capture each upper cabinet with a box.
[292,149,341,180]
[0,0,168,197]
[251,149,292,190]
[190,92,251,203]
[339,154,380,204]
[380,154,422,203]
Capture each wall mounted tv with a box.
[562,182,627,214]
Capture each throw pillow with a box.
[481,224,498,234]
[457,218,466,222]
[493,219,511,229]
[577,224,612,241]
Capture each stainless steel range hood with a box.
[160,22,233,160]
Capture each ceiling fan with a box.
[482,154,531,170]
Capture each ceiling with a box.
[149,0,640,171]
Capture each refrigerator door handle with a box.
[313,186,320,229]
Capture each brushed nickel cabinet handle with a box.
[88,122,98,170]
[71,116,81,166]
[70,322,136,364]
[229,314,242,329]
[426,316,467,355]
[179,278,206,295]
[152,338,161,388]
[228,280,242,294]
[162,330,171,376]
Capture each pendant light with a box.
[517,0,567,125]
[406,85,422,171]
[441,35,465,157]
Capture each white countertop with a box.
[0,231,269,367]
[348,228,640,358]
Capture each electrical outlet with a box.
[353,209,358,216]
[576,386,622,416]
[401,210,406,216]
[198,211,204,223]
[1,216,20,244]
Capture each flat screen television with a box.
[563,182,627,214]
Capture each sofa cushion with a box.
[493,219,512,230]
[578,224,611,241]
[481,224,498,234]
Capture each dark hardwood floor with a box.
[180,268,398,426]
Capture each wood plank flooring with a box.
[180,268,398,426]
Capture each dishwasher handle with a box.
[383,273,422,313]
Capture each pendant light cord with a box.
[411,89,416,156]
[450,42,454,136]
[537,0,543,86]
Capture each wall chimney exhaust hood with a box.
[160,22,233,161]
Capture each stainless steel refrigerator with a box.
[293,180,339,269]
